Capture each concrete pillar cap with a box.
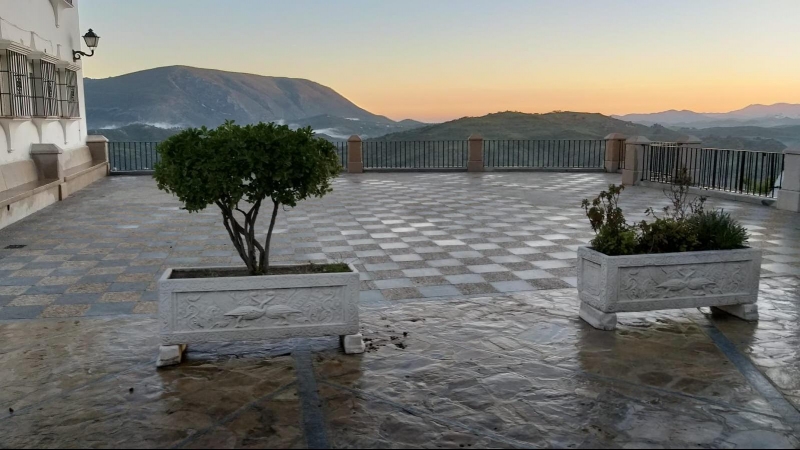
[30,143,64,154]
[468,134,483,141]
[347,135,362,142]
[603,133,627,140]
[782,148,800,156]
[676,135,702,144]
[86,135,109,143]
[625,136,652,144]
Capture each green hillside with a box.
[373,111,685,141]
[681,125,800,148]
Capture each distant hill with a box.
[374,111,685,141]
[85,65,426,140]
[88,124,182,142]
[697,136,786,151]
[615,103,800,128]
[679,125,800,148]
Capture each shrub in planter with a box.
[582,170,748,255]
[581,185,637,256]
[577,170,760,330]
[689,211,749,251]
[152,122,363,367]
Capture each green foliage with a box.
[154,121,341,275]
[637,218,698,254]
[582,171,749,256]
[581,185,637,256]
[648,169,706,221]
[689,210,749,251]
[592,226,639,257]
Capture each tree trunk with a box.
[260,200,280,274]
[217,200,265,275]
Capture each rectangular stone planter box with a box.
[577,246,762,330]
[157,264,363,366]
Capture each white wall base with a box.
[776,190,800,212]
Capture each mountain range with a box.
[85,66,426,139]
[85,66,799,151]
[614,104,800,128]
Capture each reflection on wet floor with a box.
[0,279,798,448]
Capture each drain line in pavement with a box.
[293,345,331,449]
[701,323,800,431]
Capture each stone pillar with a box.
[777,148,800,212]
[676,135,702,182]
[467,134,483,172]
[86,135,109,170]
[621,136,651,186]
[603,133,627,173]
[347,135,363,173]
[30,143,64,181]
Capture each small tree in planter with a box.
[577,171,760,331]
[154,121,342,275]
[152,122,363,368]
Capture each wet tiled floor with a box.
[0,173,799,448]
[0,280,798,447]
[0,173,797,320]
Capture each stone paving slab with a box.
[0,282,797,448]
[0,173,797,320]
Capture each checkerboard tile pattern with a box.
[0,172,797,319]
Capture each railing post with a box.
[777,148,800,212]
[347,135,363,174]
[86,135,110,174]
[621,136,650,186]
[676,135,702,183]
[467,134,484,172]
[603,133,627,173]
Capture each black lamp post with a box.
[73,29,100,62]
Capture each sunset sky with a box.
[80,0,800,123]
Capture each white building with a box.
[0,0,108,228]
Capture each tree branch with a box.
[260,200,280,274]
[216,200,254,273]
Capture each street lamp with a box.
[73,29,100,62]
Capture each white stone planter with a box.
[157,264,363,367]
[577,246,762,330]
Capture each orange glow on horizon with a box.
[80,0,800,123]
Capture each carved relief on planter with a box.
[579,258,602,297]
[577,246,762,314]
[618,261,749,302]
[173,286,348,331]
[158,265,360,346]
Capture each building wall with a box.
[0,0,88,163]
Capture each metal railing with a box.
[333,141,348,169]
[483,140,605,169]
[109,142,160,173]
[641,144,784,198]
[618,144,626,170]
[110,141,348,173]
[363,141,467,169]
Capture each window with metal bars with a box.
[31,60,59,117]
[0,50,33,117]
[58,68,79,118]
